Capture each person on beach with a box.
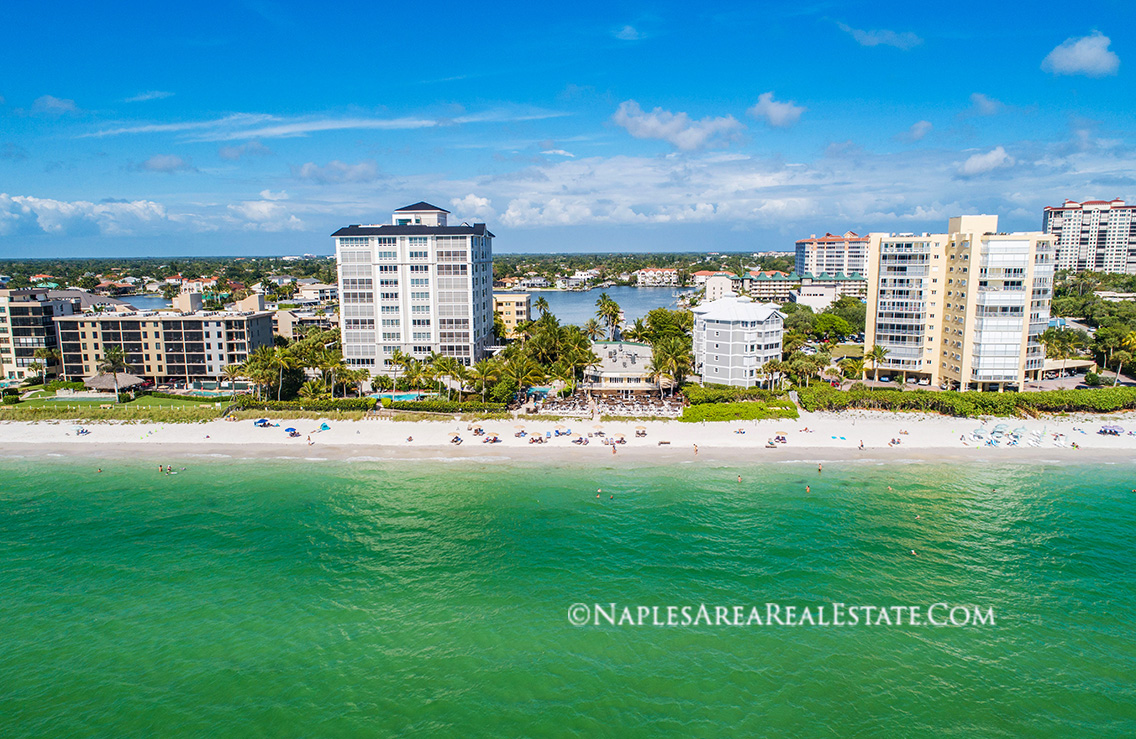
[693,444,698,455]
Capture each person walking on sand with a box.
[693,444,698,455]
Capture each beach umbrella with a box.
[449,431,460,436]
[972,428,987,437]
[593,424,604,429]
[285,427,297,433]
[514,424,525,428]
[1012,426,1028,436]
[256,418,268,424]
[635,425,646,430]
[993,423,1008,431]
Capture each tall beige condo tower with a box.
[1042,199,1136,274]
[864,216,1054,391]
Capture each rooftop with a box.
[394,201,450,213]
[332,223,493,238]
[693,295,784,323]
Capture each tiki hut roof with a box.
[83,372,147,391]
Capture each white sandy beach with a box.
[4,408,1136,464]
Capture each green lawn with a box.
[829,343,864,359]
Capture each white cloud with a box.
[0,193,169,236]
[1042,32,1120,77]
[218,140,273,160]
[259,189,289,201]
[614,25,642,41]
[899,120,933,142]
[139,154,193,173]
[227,199,304,232]
[450,194,496,221]
[32,95,78,115]
[292,159,380,184]
[747,92,806,128]
[84,113,275,138]
[837,22,922,50]
[612,100,744,151]
[958,146,1015,177]
[969,93,1003,116]
[125,91,175,102]
[541,149,576,158]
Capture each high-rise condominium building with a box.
[333,202,494,372]
[0,289,77,380]
[864,215,1054,392]
[795,231,869,276]
[1042,199,1136,274]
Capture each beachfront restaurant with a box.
[580,341,658,396]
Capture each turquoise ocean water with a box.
[2,456,1134,737]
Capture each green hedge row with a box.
[796,385,1136,417]
[682,383,784,405]
[147,391,225,403]
[232,396,377,412]
[680,399,799,423]
[381,398,507,413]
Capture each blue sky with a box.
[0,0,1132,256]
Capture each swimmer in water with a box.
[805,485,810,493]
[738,475,742,483]
[911,550,917,556]
[97,468,102,473]
[818,463,823,473]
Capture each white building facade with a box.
[795,231,869,276]
[334,202,494,372]
[1042,199,1136,274]
[635,268,679,286]
[692,295,784,387]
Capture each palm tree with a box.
[390,348,411,391]
[534,296,550,317]
[1112,350,1132,386]
[652,335,692,396]
[222,363,245,401]
[468,359,501,402]
[270,346,295,401]
[96,345,131,403]
[583,318,605,341]
[623,318,648,343]
[32,347,60,383]
[595,292,622,340]
[838,356,865,381]
[298,379,327,400]
[501,357,545,395]
[432,355,461,400]
[865,344,889,381]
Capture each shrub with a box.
[45,380,86,392]
[382,398,507,413]
[795,385,1136,417]
[489,376,518,404]
[1085,372,1102,387]
[231,396,376,412]
[1,387,20,397]
[147,391,226,402]
[2,395,21,405]
[682,383,784,405]
[680,399,799,422]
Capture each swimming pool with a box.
[370,392,433,402]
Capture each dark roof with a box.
[332,223,494,238]
[394,201,450,213]
[47,290,130,310]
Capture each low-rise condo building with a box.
[635,268,679,286]
[56,307,274,382]
[0,289,78,381]
[864,215,1054,391]
[692,295,784,387]
[493,292,532,338]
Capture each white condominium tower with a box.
[334,202,494,372]
[1042,198,1136,274]
[795,231,869,276]
[864,215,1054,392]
